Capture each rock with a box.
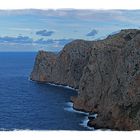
[31,40,92,88]
[30,29,140,130]
[30,50,57,82]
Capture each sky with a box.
[0,9,139,52]
[0,1,140,140]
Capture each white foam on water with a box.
[64,102,96,130]
[79,116,95,130]
[13,129,31,131]
[79,116,111,131]
[48,83,76,90]
[64,102,110,130]
[89,113,98,119]
[29,80,76,90]
[0,128,8,131]
[0,128,32,131]
[64,102,89,115]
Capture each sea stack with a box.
[30,29,140,130]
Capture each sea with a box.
[0,52,92,131]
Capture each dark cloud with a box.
[36,30,54,36]
[86,29,98,37]
[0,36,33,44]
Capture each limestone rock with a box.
[30,29,140,130]
[30,40,92,88]
[30,50,57,82]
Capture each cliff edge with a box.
[30,29,140,130]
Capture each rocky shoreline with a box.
[30,29,140,130]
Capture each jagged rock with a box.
[30,29,140,130]
[30,51,57,82]
[31,40,92,88]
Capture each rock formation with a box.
[31,40,92,88]
[30,29,140,130]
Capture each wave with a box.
[48,83,76,91]
[79,116,94,130]
[64,102,95,130]
[29,79,76,90]
[64,102,89,115]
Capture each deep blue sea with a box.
[0,52,90,131]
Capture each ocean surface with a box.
[0,52,90,131]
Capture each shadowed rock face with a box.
[30,29,140,130]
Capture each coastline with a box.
[30,79,98,130]
[64,102,98,131]
[30,29,140,130]
[46,83,112,131]
[47,83,77,91]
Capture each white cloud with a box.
[9,28,32,31]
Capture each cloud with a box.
[36,30,54,36]
[0,36,33,44]
[109,30,121,36]
[9,27,32,31]
[57,39,73,45]
[35,38,73,46]
[0,35,72,47]
[86,29,98,37]
[1,9,140,25]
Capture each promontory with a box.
[30,29,140,130]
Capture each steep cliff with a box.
[30,29,140,130]
[31,40,92,88]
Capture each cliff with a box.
[30,29,140,130]
[31,40,92,88]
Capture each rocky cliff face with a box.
[30,51,57,82]
[31,40,92,88]
[30,29,140,130]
